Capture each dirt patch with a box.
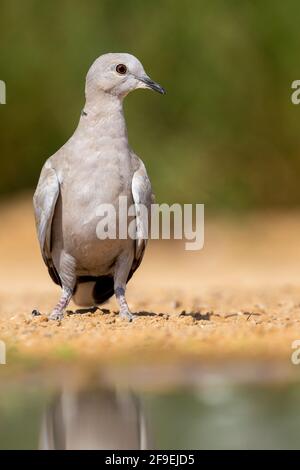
[1,196,300,367]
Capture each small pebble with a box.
[32,309,41,317]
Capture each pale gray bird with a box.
[33,53,165,321]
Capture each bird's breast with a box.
[55,150,135,273]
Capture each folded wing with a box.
[130,159,154,278]
[33,160,61,286]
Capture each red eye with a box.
[116,64,127,75]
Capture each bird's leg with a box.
[49,286,73,321]
[48,252,76,321]
[114,251,135,322]
[115,286,134,322]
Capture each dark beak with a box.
[140,76,166,95]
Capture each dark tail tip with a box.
[93,275,114,305]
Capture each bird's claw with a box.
[119,310,135,322]
[49,311,64,321]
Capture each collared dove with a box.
[33,53,165,321]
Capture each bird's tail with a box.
[73,275,114,306]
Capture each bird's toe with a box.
[119,310,135,322]
[49,311,64,321]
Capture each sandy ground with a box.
[1,195,300,370]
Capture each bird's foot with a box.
[119,309,135,322]
[49,310,64,321]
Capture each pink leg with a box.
[49,286,73,321]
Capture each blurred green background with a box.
[2,382,300,450]
[1,0,300,210]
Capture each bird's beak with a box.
[139,76,166,95]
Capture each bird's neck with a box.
[78,91,128,141]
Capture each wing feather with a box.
[33,160,61,285]
[130,160,153,277]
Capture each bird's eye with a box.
[116,64,127,75]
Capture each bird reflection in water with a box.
[39,388,151,450]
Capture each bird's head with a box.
[85,53,166,100]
